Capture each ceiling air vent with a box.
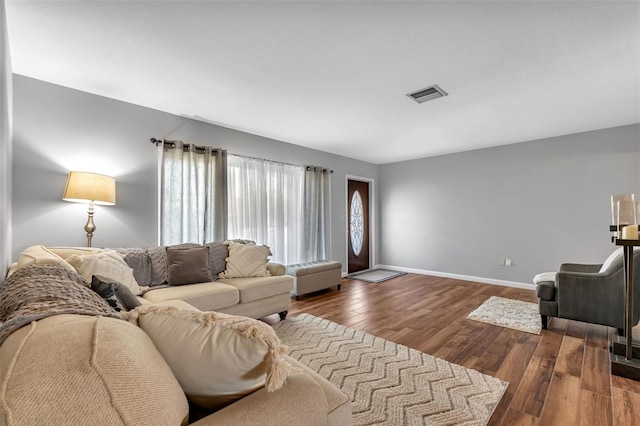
[407,85,448,104]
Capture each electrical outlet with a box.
[505,258,512,266]
[498,258,505,266]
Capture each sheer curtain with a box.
[304,166,331,261]
[160,140,227,245]
[227,155,304,265]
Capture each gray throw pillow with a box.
[91,276,142,312]
[166,246,213,286]
[205,241,228,278]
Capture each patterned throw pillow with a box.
[205,241,228,278]
[146,246,168,286]
[126,305,298,411]
[218,243,271,279]
[67,250,146,296]
[91,277,142,312]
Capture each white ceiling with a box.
[6,1,640,164]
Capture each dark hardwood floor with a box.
[265,273,640,426]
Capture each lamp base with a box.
[84,202,96,248]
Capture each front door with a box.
[347,179,370,273]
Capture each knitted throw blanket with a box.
[0,264,122,346]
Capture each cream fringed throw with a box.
[0,265,122,346]
[125,305,299,410]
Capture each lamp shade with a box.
[63,171,116,205]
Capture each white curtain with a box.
[304,166,331,261]
[160,141,227,245]
[227,155,304,265]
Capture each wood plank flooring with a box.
[264,273,640,425]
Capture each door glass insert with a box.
[350,190,364,256]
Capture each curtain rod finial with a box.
[150,138,162,146]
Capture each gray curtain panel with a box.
[304,166,331,262]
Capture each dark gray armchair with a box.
[535,249,640,333]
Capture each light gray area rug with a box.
[273,314,508,426]
[467,296,542,335]
[346,269,407,283]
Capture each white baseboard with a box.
[373,264,536,290]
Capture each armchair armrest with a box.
[559,263,602,274]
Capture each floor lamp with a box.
[63,171,116,247]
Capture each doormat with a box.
[467,296,542,334]
[346,269,406,283]
[273,313,508,426]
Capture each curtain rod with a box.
[230,153,333,174]
[151,138,332,174]
[150,138,220,154]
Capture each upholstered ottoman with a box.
[286,261,342,299]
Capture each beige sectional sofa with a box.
[14,244,293,320]
[0,246,353,425]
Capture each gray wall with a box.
[0,0,12,275]
[12,75,379,269]
[379,124,640,284]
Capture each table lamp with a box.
[63,171,116,247]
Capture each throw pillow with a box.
[146,246,168,286]
[126,305,298,411]
[16,245,77,273]
[115,248,152,286]
[205,241,228,278]
[166,246,213,285]
[67,250,146,296]
[91,277,142,312]
[218,243,271,279]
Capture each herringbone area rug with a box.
[273,314,508,426]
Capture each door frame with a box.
[345,175,375,274]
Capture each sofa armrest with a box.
[267,262,286,276]
[191,373,330,426]
[559,263,602,273]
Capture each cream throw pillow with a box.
[17,245,77,273]
[126,305,298,411]
[218,242,271,279]
[599,248,623,273]
[67,250,146,295]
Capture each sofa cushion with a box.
[167,246,213,285]
[219,275,294,303]
[17,245,77,273]
[219,243,271,279]
[127,305,298,411]
[0,314,189,426]
[142,282,239,311]
[67,250,146,296]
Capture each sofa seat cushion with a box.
[218,275,294,303]
[0,314,189,426]
[142,282,239,311]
